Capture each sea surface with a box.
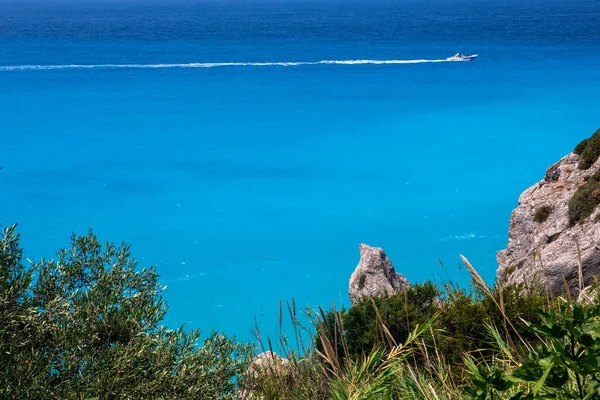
[1,0,599,342]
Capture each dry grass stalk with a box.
[576,239,584,292]
[497,280,515,350]
[332,305,350,359]
[369,297,397,349]
[316,308,342,378]
[460,254,492,298]
[562,276,572,301]
[460,254,530,351]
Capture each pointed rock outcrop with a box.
[349,243,410,304]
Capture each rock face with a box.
[497,152,600,297]
[349,244,410,304]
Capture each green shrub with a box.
[317,281,549,376]
[568,170,600,226]
[437,284,547,366]
[573,138,588,155]
[467,297,600,399]
[533,205,552,223]
[504,264,517,276]
[342,282,439,357]
[0,225,253,399]
[575,128,600,169]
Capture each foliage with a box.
[466,297,600,399]
[317,282,548,374]
[341,282,439,357]
[246,353,329,400]
[327,317,437,400]
[533,205,552,223]
[0,225,253,399]
[464,357,513,400]
[247,262,600,400]
[574,129,600,170]
[242,298,334,400]
[568,170,600,226]
[248,296,446,400]
[574,139,589,156]
[9,220,600,400]
[437,284,547,367]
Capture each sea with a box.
[1,0,599,343]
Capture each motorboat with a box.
[446,53,478,61]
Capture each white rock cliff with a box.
[497,144,600,297]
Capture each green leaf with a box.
[532,360,555,395]
[510,362,545,383]
[545,365,568,388]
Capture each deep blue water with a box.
[1,0,599,342]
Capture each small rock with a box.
[239,351,290,400]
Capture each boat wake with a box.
[0,58,458,72]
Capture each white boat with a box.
[446,53,478,61]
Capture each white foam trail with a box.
[0,58,454,72]
[437,233,487,241]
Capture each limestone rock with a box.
[349,243,410,304]
[239,351,290,400]
[497,152,600,297]
[247,351,289,376]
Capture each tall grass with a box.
[241,256,600,400]
[247,295,448,400]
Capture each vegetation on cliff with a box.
[533,205,552,223]
[3,223,600,399]
[574,128,600,170]
[320,282,547,368]
[568,170,600,226]
[249,270,600,400]
[567,129,600,225]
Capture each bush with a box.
[575,128,600,169]
[437,284,547,366]
[573,138,588,155]
[342,282,439,357]
[468,297,600,399]
[317,281,549,374]
[0,225,253,399]
[568,170,600,226]
[533,205,552,223]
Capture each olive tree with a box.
[0,225,252,399]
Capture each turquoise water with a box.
[1,0,599,341]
